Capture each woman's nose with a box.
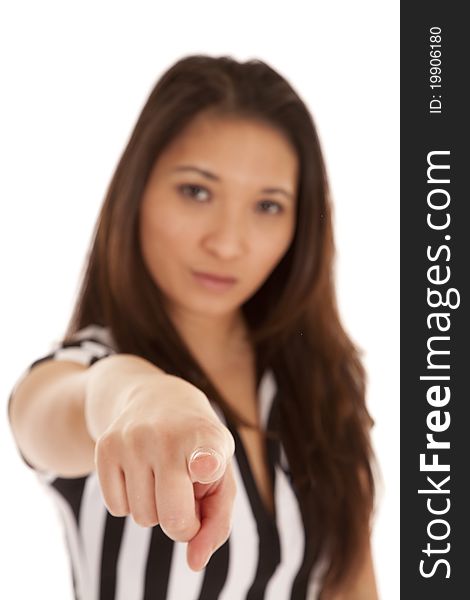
[201,209,248,259]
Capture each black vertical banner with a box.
[401,3,469,598]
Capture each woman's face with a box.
[139,111,298,320]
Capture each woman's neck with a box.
[168,306,252,368]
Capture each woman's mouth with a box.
[191,270,238,291]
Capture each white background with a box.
[0,1,399,598]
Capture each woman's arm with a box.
[8,353,169,476]
[9,352,237,571]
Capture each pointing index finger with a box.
[186,461,237,571]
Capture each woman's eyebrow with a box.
[172,165,218,181]
[171,164,295,200]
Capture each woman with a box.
[8,55,379,599]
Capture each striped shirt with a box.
[10,325,327,599]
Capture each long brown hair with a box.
[65,55,378,595]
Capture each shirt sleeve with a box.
[10,324,117,393]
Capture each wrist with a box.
[83,354,168,440]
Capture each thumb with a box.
[188,447,226,484]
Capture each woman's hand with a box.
[89,373,236,572]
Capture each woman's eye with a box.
[178,184,210,202]
[257,200,284,214]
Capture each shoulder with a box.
[60,323,117,349]
[12,324,117,396]
[45,323,118,366]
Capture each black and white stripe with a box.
[12,325,324,599]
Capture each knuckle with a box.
[206,418,228,438]
[160,515,193,540]
[193,414,221,434]
[123,424,156,456]
[106,501,128,517]
[192,418,228,448]
[132,511,158,528]
[152,424,178,453]
[96,430,120,459]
